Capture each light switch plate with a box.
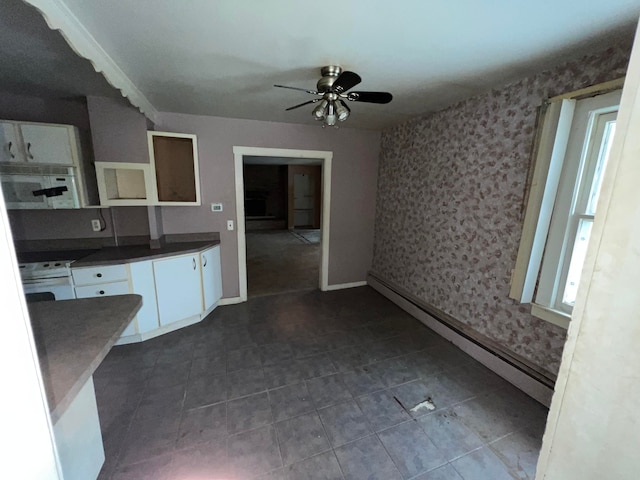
[227,220,234,231]
[211,203,223,212]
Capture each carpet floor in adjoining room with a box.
[95,286,548,480]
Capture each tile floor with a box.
[95,287,548,480]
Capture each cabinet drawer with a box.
[75,281,130,299]
[72,265,128,285]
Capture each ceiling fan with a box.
[274,65,393,127]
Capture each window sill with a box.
[531,303,571,329]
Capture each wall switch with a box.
[91,219,101,232]
[227,220,234,231]
[211,203,223,212]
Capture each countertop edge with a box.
[71,240,220,268]
[49,295,142,423]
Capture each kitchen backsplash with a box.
[372,37,633,377]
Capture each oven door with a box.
[22,277,75,301]
[0,174,51,209]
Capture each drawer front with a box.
[75,281,130,299]
[72,264,128,285]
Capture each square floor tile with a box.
[177,401,226,449]
[227,347,263,372]
[297,353,338,379]
[264,361,306,389]
[377,421,447,479]
[285,451,343,480]
[190,353,226,378]
[417,410,484,461]
[306,373,353,409]
[355,390,410,432]
[318,400,372,447]
[227,391,273,434]
[334,435,403,480]
[489,424,543,479]
[275,412,331,465]
[367,356,418,388]
[342,366,385,397]
[269,382,315,422]
[404,349,444,379]
[261,343,295,366]
[450,446,514,480]
[184,373,227,409]
[451,393,522,443]
[412,464,463,480]
[228,425,283,478]
[170,438,230,479]
[110,453,173,480]
[227,367,267,399]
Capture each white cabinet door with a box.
[201,246,222,311]
[0,122,24,163]
[19,124,74,165]
[129,261,159,334]
[154,254,202,326]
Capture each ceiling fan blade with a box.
[346,91,393,104]
[274,84,319,95]
[331,71,361,93]
[285,99,319,111]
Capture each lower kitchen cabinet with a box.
[201,245,223,311]
[153,253,203,327]
[71,246,222,343]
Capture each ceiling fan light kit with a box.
[275,65,393,127]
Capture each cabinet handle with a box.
[96,273,103,278]
[26,142,34,159]
[7,141,15,159]
[203,256,207,267]
[99,290,105,295]
[192,258,196,270]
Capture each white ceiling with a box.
[0,0,120,100]
[8,0,640,129]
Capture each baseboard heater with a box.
[367,272,556,406]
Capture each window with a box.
[510,86,622,328]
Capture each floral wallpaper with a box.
[372,39,633,377]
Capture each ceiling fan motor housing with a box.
[317,65,342,92]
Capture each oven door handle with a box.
[22,277,73,287]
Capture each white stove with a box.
[19,259,75,301]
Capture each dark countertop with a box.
[29,295,142,423]
[17,249,100,264]
[70,240,220,267]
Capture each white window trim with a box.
[510,81,624,329]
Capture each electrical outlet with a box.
[91,219,101,232]
[227,220,234,231]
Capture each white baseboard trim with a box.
[218,296,244,306]
[324,281,368,291]
[368,275,554,407]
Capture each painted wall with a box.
[86,95,149,164]
[372,38,632,377]
[156,113,381,297]
[537,22,640,478]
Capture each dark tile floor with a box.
[95,287,548,480]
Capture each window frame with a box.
[509,80,624,329]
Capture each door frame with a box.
[233,146,333,301]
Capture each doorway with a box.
[232,147,332,301]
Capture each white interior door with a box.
[293,173,314,227]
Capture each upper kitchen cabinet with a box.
[148,132,200,205]
[0,122,24,163]
[0,121,78,166]
[94,131,201,206]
